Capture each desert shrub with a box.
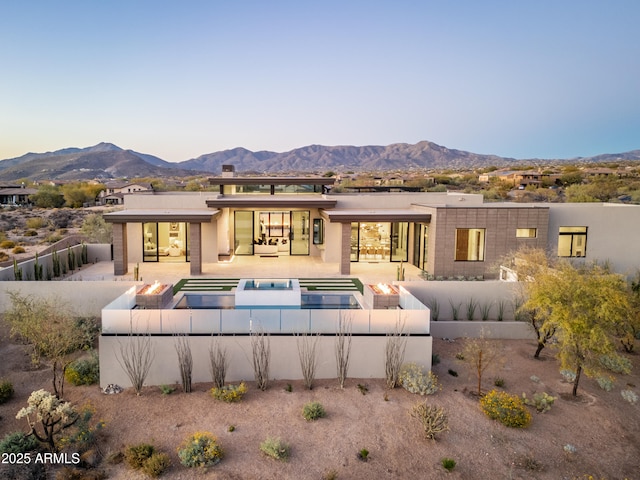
[399,363,440,395]
[177,431,223,467]
[448,369,458,377]
[431,353,440,366]
[46,233,63,244]
[357,448,369,461]
[599,354,632,374]
[65,354,100,386]
[160,385,175,395]
[142,452,171,478]
[210,382,247,402]
[0,240,16,249]
[302,401,326,421]
[0,431,40,454]
[410,402,449,440]
[24,229,38,237]
[560,370,576,382]
[12,245,25,254]
[494,377,505,387]
[522,392,555,412]
[0,379,14,404]
[260,436,290,461]
[480,390,531,428]
[125,443,155,469]
[74,317,100,351]
[55,467,107,480]
[596,376,614,391]
[0,251,8,261]
[621,389,638,405]
[26,217,46,229]
[441,457,456,471]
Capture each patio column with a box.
[339,222,351,275]
[189,222,202,275]
[112,222,128,276]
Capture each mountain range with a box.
[1,141,639,182]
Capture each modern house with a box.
[104,174,640,279]
[98,181,153,205]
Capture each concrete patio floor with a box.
[67,254,424,287]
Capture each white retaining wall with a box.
[99,334,432,388]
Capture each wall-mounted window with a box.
[516,228,537,238]
[558,226,587,257]
[455,228,485,261]
[313,218,324,244]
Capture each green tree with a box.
[522,261,631,396]
[81,213,113,244]
[29,185,65,208]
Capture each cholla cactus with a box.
[522,392,556,413]
[16,389,77,450]
[399,363,440,395]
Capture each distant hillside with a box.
[1,141,639,181]
[0,143,198,181]
[177,141,517,173]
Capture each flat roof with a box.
[104,209,221,223]
[206,195,337,209]
[321,209,431,223]
[208,177,335,186]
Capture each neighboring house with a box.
[98,182,152,205]
[0,185,38,206]
[104,174,640,278]
[478,170,559,188]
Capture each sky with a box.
[1,1,639,162]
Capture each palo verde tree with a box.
[522,260,631,396]
[502,247,558,358]
[4,291,96,399]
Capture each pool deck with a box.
[66,254,423,288]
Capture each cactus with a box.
[134,263,140,281]
[13,259,22,281]
[33,252,43,281]
[81,242,88,264]
[522,391,555,413]
[52,250,60,277]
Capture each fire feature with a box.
[136,282,173,309]
[364,283,400,309]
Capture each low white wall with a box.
[399,281,519,321]
[99,334,432,388]
[430,321,535,340]
[0,244,111,281]
[0,280,138,317]
[101,307,429,335]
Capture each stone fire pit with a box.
[364,283,400,309]
[136,282,173,309]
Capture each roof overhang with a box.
[208,177,335,186]
[103,209,221,223]
[206,196,337,209]
[321,209,431,223]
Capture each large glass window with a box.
[413,224,429,270]
[142,222,189,262]
[290,211,309,255]
[350,223,359,261]
[558,226,587,257]
[391,222,409,262]
[234,211,254,255]
[455,228,485,261]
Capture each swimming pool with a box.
[174,293,362,310]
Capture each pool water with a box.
[175,293,361,310]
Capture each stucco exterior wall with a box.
[0,280,136,317]
[99,334,432,388]
[547,203,640,276]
